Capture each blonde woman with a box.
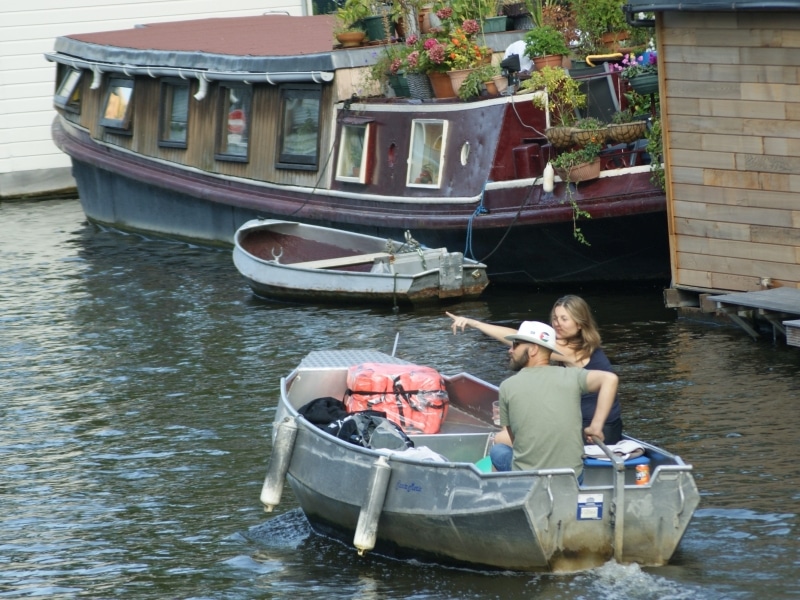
[446,295,624,443]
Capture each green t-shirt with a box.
[498,365,588,475]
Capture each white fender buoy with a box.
[353,456,392,556]
[543,162,555,193]
[259,417,298,512]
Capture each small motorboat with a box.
[259,348,699,573]
[233,219,489,304]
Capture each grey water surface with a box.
[1,198,798,599]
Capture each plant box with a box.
[554,158,601,183]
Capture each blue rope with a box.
[465,180,489,260]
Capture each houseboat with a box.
[46,13,668,285]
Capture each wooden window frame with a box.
[99,77,135,132]
[276,84,322,171]
[215,83,252,163]
[158,79,190,149]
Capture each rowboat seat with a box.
[290,252,391,269]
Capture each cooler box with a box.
[582,455,650,486]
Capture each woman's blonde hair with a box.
[551,295,602,360]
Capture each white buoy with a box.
[543,162,555,193]
[353,456,392,555]
[259,417,298,512]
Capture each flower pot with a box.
[533,54,564,71]
[447,68,475,96]
[336,31,366,48]
[407,72,434,100]
[491,74,509,95]
[571,127,608,146]
[362,15,389,42]
[628,72,659,95]
[607,121,647,144]
[545,126,575,149]
[554,158,601,183]
[482,16,508,33]
[484,80,498,96]
[428,72,456,99]
[388,74,410,98]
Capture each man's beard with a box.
[508,351,528,371]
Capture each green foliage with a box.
[574,116,605,130]
[551,142,602,171]
[524,24,570,57]
[451,0,503,21]
[520,66,585,126]
[456,65,500,100]
[647,118,665,190]
[336,0,371,32]
[570,0,628,54]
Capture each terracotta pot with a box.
[447,68,475,96]
[554,158,601,183]
[491,74,508,94]
[533,54,564,71]
[428,72,456,98]
[484,80,498,96]
[336,31,366,48]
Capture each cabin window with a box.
[54,67,82,113]
[335,123,370,183]
[407,120,447,188]
[159,80,190,148]
[277,86,322,171]
[216,84,252,162]
[99,78,134,131]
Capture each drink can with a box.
[635,463,650,485]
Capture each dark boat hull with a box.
[60,121,669,286]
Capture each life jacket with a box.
[344,362,449,434]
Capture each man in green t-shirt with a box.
[490,321,618,477]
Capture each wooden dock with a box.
[707,288,800,345]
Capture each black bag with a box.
[327,410,414,451]
[298,396,349,426]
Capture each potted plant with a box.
[519,66,586,147]
[551,141,602,183]
[335,0,370,46]
[456,63,500,100]
[611,48,659,95]
[523,24,570,70]
[570,0,629,55]
[607,109,647,144]
[571,116,608,146]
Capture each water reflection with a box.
[0,199,797,599]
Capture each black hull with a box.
[59,121,669,285]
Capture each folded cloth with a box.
[583,439,645,461]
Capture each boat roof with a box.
[50,15,361,77]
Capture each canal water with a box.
[1,198,798,599]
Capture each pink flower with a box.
[423,38,439,50]
[390,57,403,74]
[436,7,452,19]
[407,50,419,69]
[426,42,445,64]
[406,34,418,46]
[462,19,479,35]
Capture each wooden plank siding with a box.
[660,11,800,293]
[78,75,334,189]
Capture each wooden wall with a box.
[660,11,800,293]
[77,75,334,189]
